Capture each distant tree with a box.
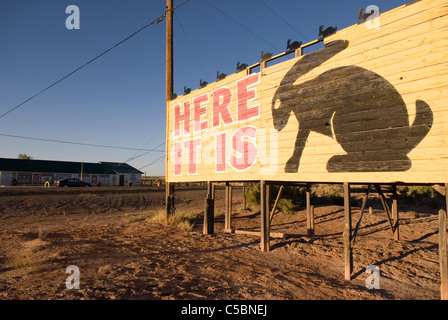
[18,153,33,160]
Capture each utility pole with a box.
[165,0,174,218]
[166,0,173,101]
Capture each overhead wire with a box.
[0,2,124,105]
[0,132,165,152]
[200,0,280,53]
[0,0,299,174]
[0,0,192,120]
[174,11,210,84]
[257,0,310,42]
[123,124,166,162]
[138,155,166,171]
[0,0,194,175]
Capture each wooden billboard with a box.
[167,0,448,184]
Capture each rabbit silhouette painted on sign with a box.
[271,40,433,173]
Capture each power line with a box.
[123,125,165,162]
[200,0,280,53]
[0,2,124,105]
[174,11,210,83]
[138,155,166,170]
[0,14,164,119]
[126,142,166,162]
[0,0,192,120]
[257,0,310,42]
[0,132,165,152]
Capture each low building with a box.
[0,157,143,186]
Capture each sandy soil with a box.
[0,185,444,301]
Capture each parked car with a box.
[57,178,91,187]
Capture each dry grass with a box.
[123,209,204,231]
[148,209,203,231]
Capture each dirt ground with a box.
[0,184,445,301]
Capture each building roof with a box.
[0,158,143,174]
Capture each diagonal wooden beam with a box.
[433,184,446,196]
[270,185,284,224]
[351,184,372,246]
[374,184,395,236]
[392,184,399,240]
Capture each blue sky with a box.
[0,0,409,176]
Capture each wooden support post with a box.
[171,183,175,213]
[343,182,353,280]
[266,183,270,219]
[442,182,448,300]
[225,182,232,231]
[295,47,303,58]
[260,180,270,252]
[392,184,399,241]
[165,182,171,219]
[310,205,315,234]
[242,183,246,210]
[203,181,214,235]
[439,208,447,300]
[166,182,175,218]
[306,183,314,236]
[229,184,232,226]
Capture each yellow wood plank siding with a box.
[167,0,448,183]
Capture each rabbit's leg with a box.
[285,128,310,173]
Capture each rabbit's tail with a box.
[407,99,433,150]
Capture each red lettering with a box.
[193,94,209,132]
[215,132,226,172]
[212,87,233,127]
[174,142,182,176]
[174,101,190,137]
[236,73,260,122]
[230,126,257,171]
[184,138,201,174]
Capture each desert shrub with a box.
[399,186,435,199]
[244,184,260,208]
[408,186,436,198]
[398,185,442,207]
[277,198,295,215]
[324,190,344,205]
[313,185,344,205]
[244,184,306,213]
[244,183,348,209]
